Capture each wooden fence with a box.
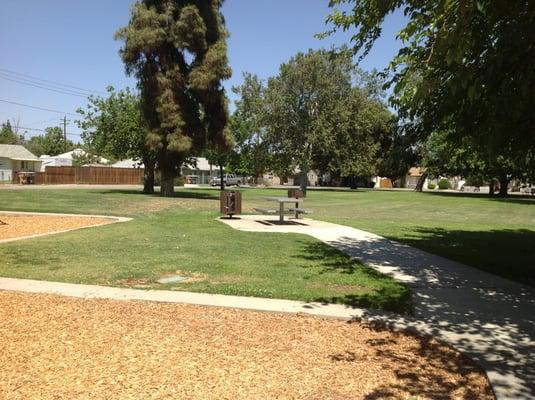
[13,166,144,185]
[379,178,393,189]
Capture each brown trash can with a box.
[288,189,304,199]
[220,191,242,218]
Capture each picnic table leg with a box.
[295,201,299,219]
[279,202,284,222]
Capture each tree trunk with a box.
[142,156,155,194]
[299,166,308,196]
[488,177,495,197]
[160,167,175,197]
[414,172,428,192]
[498,174,510,197]
[219,163,225,191]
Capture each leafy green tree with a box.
[230,51,392,191]
[236,50,391,193]
[375,124,419,187]
[0,120,24,145]
[77,87,156,194]
[324,1,535,191]
[423,131,534,196]
[262,50,356,193]
[312,87,392,185]
[203,146,228,190]
[26,127,74,157]
[228,74,271,182]
[116,0,232,196]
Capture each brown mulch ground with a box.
[0,291,495,400]
[0,214,113,241]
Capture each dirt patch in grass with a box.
[125,197,217,214]
[0,214,114,241]
[307,282,368,294]
[171,270,209,284]
[116,278,152,289]
[0,291,494,399]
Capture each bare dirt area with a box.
[131,197,218,214]
[0,291,494,400]
[0,213,114,241]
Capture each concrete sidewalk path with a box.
[220,215,535,400]
[0,277,369,320]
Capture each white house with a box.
[39,154,72,171]
[39,148,110,171]
[0,144,42,182]
[111,156,221,185]
[112,158,144,169]
[57,148,109,164]
[181,157,222,184]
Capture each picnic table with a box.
[264,197,305,222]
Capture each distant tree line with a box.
[0,119,76,157]
[226,49,403,193]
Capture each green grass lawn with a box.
[0,188,410,313]
[109,186,535,285]
[0,186,533,312]
[245,188,535,286]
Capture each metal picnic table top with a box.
[264,197,303,221]
[265,197,303,203]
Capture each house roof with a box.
[56,148,85,160]
[183,157,222,172]
[112,159,144,169]
[56,148,109,164]
[408,167,425,177]
[0,144,39,161]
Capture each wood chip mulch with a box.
[0,291,494,399]
[0,214,113,241]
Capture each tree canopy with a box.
[231,50,394,192]
[77,87,157,193]
[0,121,24,145]
[423,130,535,195]
[228,73,271,181]
[26,127,75,157]
[325,0,535,193]
[116,0,232,196]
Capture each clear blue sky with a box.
[0,0,405,141]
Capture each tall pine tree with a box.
[116,0,232,196]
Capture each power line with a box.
[25,117,59,127]
[0,71,94,95]
[0,74,90,98]
[16,125,81,137]
[0,67,105,96]
[0,99,78,117]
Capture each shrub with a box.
[154,173,186,187]
[438,178,450,190]
[427,183,436,190]
[174,176,186,186]
[465,175,485,186]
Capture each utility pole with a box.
[61,116,70,151]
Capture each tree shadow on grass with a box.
[294,240,412,313]
[397,227,535,287]
[307,187,373,194]
[91,189,219,201]
[313,289,413,314]
[422,190,535,205]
